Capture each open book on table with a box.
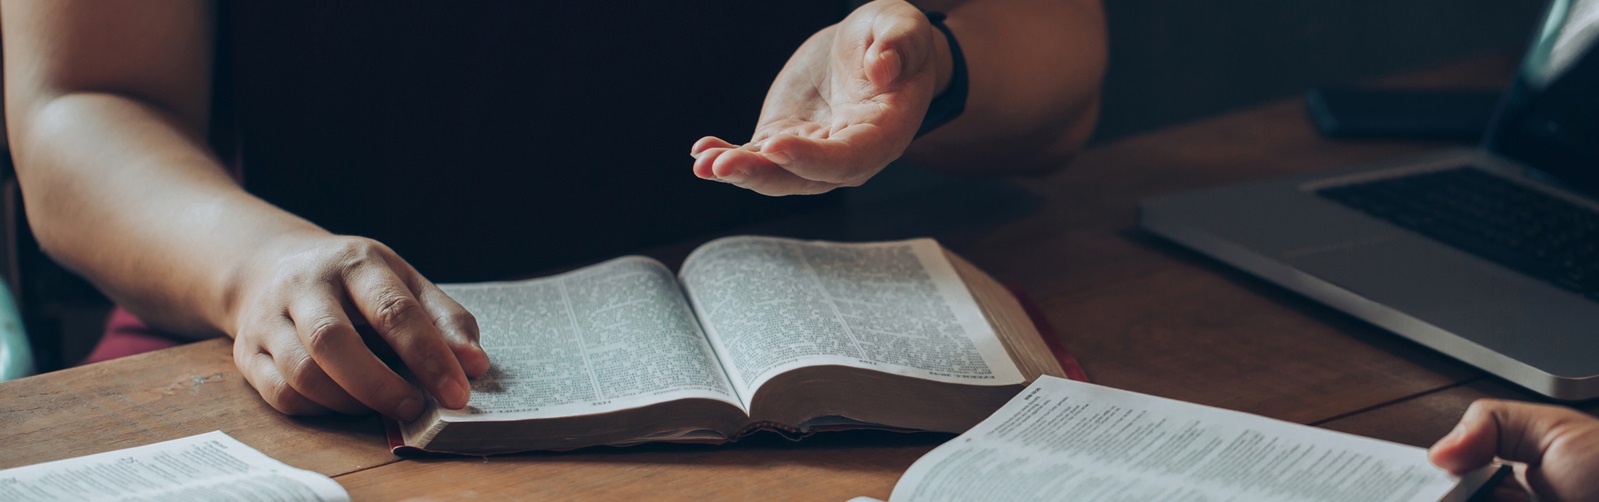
[394,236,1072,454]
[0,431,348,501]
[860,376,1506,502]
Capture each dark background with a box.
[1097,0,1543,142]
[23,0,1550,369]
[861,0,1546,200]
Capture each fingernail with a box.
[879,49,902,83]
[397,396,423,421]
[721,170,747,183]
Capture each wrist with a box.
[214,227,330,334]
[916,10,968,138]
[931,18,954,97]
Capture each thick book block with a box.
[387,236,1084,455]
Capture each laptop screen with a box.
[1486,0,1599,196]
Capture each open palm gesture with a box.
[691,0,949,196]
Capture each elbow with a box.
[1020,97,1102,176]
[8,94,106,275]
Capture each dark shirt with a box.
[215,1,846,282]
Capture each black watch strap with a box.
[916,10,968,138]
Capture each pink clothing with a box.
[83,308,183,365]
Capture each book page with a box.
[890,376,1500,502]
[0,431,348,502]
[679,236,1024,397]
[440,256,743,421]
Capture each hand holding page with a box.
[0,431,348,502]
[884,376,1503,502]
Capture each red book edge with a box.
[386,283,1088,455]
[1006,282,1090,383]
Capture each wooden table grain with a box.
[3,53,1586,501]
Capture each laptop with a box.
[1140,0,1599,400]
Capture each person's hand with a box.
[228,232,491,421]
[691,0,951,196]
[1429,399,1599,502]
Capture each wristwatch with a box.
[916,10,969,138]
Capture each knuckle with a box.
[443,309,479,334]
[373,293,417,330]
[330,237,375,261]
[327,237,391,274]
[264,379,317,415]
[282,353,322,392]
[303,317,346,353]
[231,334,256,358]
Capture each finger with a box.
[693,146,734,180]
[691,136,737,159]
[761,126,900,185]
[374,254,491,379]
[345,262,472,411]
[710,147,766,182]
[415,282,491,378]
[864,6,934,88]
[289,286,427,421]
[234,337,331,416]
[264,317,368,415]
[1428,399,1581,473]
[713,150,839,196]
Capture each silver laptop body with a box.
[1140,0,1599,400]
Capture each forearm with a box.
[908,0,1106,174]
[12,92,324,336]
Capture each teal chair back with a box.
[0,284,32,381]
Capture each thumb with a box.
[1429,399,1576,473]
[864,7,935,89]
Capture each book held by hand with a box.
[394,236,1073,454]
[870,376,1505,502]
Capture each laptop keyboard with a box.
[1317,167,1599,302]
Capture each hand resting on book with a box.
[1429,399,1599,502]
[229,233,491,420]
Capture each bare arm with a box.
[910,0,1105,173]
[3,0,486,419]
[691,0,1105,195]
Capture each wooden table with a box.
[3,53,1590,500]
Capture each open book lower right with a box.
[877,376,1506,502]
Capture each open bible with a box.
[394,236,1069,454]
[863,376,1505,502]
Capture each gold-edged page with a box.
[679,236,1025,400]
[435,256,745,424]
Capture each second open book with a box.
[397,236,1068,454]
